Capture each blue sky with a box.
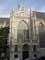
[0,0,45,16]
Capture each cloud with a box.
[0,0,6,4]
[0,14,9,17]
[37,6,45,12]
[40,6,45,12]
[0,5,9,17]
[0,0,10,16]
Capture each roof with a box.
[33,11,45,19]
[0,18,10,24]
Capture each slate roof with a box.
[33,11,45,19]
[0,18,10,24]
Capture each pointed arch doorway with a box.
[22,44,29,60]
[17,20,29,60]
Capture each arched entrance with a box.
[38,22,45,48]
[22,44,29,60]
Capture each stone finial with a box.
[18,3,25,12]
[10,8,14,17]
[28,8,30,15]
[30,7,32,16]
[3,21,6,27]
[30,6,33,16]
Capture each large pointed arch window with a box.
[38,22,45,48]
[17,20,29,42]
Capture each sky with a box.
[0,0,45,17]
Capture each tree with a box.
[0,26,9,60]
